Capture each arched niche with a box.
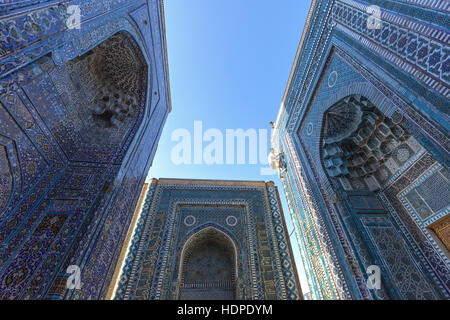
[20,30,150,299]
[320,94,421,193]
[177,227,238,300]
[36,30,149,163]
[318,94,449,299]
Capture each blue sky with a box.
[147,0,312,294]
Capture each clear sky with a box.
[147,0,312,294]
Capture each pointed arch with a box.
[316,94,448,299]
[319,94,417,193]
[176,225,239,300]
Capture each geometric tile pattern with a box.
[334,0,450,100]
[0,0,170,300]
[364,219,439,299]
[266,185,303,300]
[112,179,302,300]
[381,153,450,297]
[401,163,449,223]
[272,0,449,300]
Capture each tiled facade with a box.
[0,0,170,299]
[272,0,449,299]
[111,179,302,300]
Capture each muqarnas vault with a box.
[272,0,450,300]
[111,179,302,300]
[0,0,170,299]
